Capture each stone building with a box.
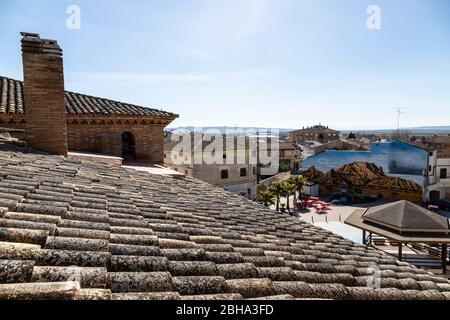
[278,140,301,173]
[289,125,340,144]
[423,136,450,158]
[164,132,258,199]
[0,32,177,164]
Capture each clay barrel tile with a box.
[205,252,244,264]
[55,227,110,240]
[77,289,112,300]
[16,204,67,217]
[106,272,173,293]
[59,219,109,231]
[111,292,181,300]
[0,242,41,260]
[110,234,158,246]
[109,255,168,272]
[0,260,35,283]
[0,281,80,300]
[31,266,107,288]
[216,262,259,280]
[110,226,154,235]
[109,244,162,257]
[0,227,49,246]
[181,293,243,300]
[226,278,274,299]
[36,249,111,267]
[161,248,206,261]
[0,219,57,235]
[45,236,109,252]
[168,261,218,277]
[172,276,229,296]
[4,212,61,225]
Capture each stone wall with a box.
[0,118,165,165]
[21,33,68,155]
[67,123,165,165]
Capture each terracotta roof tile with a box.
[0,143,449,300]
[0,76,177,119]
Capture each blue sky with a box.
[0,0,449,129]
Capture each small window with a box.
[223,154,227,159]
[253,166,256,175]
[240,168,247,177]
[440,168,448,179]
[221,169,229,179]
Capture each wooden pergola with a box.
[345,201,450,274]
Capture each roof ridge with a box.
[0,75,178,118]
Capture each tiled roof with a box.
[429,136,450,145]
[0,76,178,119]
[0,144,450,300]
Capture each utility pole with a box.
[393,107,407,139]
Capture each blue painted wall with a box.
[301,141,428,185]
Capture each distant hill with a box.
[342,125,450,135]
[405,125,450,131]
[167,126,295,134]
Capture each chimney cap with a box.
[20,32,40,38]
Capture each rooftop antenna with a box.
[393,107,407,138]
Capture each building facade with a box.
[419,136,450,200]
[289,125,340,144]
[164,133,258,199]
[0,33,177,164]
[278,140,301,173]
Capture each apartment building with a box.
[164,132,257,199]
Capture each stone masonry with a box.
[21,32,68,156]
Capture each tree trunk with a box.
[276,197,280,211]
[286,195,290,213]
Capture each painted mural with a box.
[301,141,428,186]
[302,162,423,202]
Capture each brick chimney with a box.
[21,32,68,155]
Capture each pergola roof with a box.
[362,201,450,233]
[346,208,450,244]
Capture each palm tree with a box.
[289,175,307,204]
[255,191,275,207]
[269,182,284,212]
[282,182,296,214]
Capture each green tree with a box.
[279,163,292,173]
[289,175,307,203]
[282,182,296,214]
[255,191,275,207]
[269,182,284,212]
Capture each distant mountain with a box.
[342,125,450,135]
[404,125,450,131]
[167,126,295,134]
